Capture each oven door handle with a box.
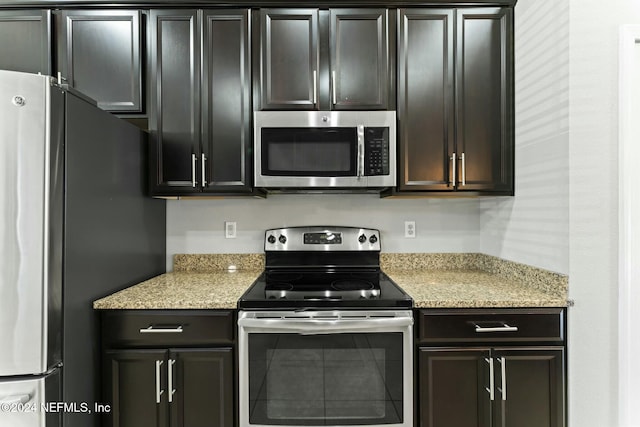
[238,316,413,335]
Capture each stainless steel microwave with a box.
[254,111,396,189]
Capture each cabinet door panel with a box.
[456,8,513,192]
[493,348,565,427]
[103,349,168,427]
[398,9,453,191]
[202,10,252,192]
[149,10,201,194]
[418,348,491,427]
[330,9,389,110]
[61,10,141,112]
[171,348,234,427]
[0,10,51,75]
[259,9,319,109]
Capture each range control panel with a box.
[265,226,381,252]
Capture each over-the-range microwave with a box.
[254,111,396,189]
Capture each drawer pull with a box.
[140,326,184,334]
[473,323,518,333]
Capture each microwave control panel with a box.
[364,127,390,176]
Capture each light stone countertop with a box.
[386,269,567,308]
[92,270,262,309]
[93,253,569,310]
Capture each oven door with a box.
[238,311,413,427]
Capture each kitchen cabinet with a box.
[148,9,253,196]
[416,309,566,427]
[57,10,142,112]
[101,310,235,427]
[0,10,51,75]
[254,8,395,111]
[396,8,513,194]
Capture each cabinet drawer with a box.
[417,308,564,344]
[102,310,235,348]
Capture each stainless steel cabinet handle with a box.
[450,152,456,186]
[499,357,507,400]
[485,357,494,401]
[155,360,164,404]
[332,71,337,105]
[313,70,317,104]
[461,152,466,186]
[191,153,197,188]
[140,326,184,334]
[473,323,518,333]
[201,153,207,187]
[168,359,176,403]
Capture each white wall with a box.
[481,0,640,425]
[166,195,480,270]
[479,0,570,275]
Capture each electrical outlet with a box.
[225,221,237,239]
[404,221,416,238]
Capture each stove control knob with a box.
[278,235,287,244]
[369,235,378,244]
[358,234,367,243]
[267,234,276,244]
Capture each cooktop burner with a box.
[238,226,413,310]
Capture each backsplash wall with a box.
[479,0,570,275]
[166,195,480,270]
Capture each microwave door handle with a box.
[357,125,365,179]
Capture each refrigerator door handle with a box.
[0,394,31,404]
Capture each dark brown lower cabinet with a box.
[100,310,236,427]
[103,348,233,427]
[418,346,565,427]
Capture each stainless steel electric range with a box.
[238,226,413,427]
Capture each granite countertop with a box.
[93,253,569,310]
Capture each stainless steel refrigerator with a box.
[0,70,166,427]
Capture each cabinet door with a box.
[258,9,319,110]
[170,348,234,427]
[103,349,168,427]
[148,10,201,195]
[492,348,565,427]
[455,8,514,193]
[0,10,51,75]
[418,348,491,427]
[201,10,252,192]
[330,9,392,110]
[397,9,454,191]
[59,10,142,112]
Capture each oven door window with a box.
[248,333,403,426]
[261,128,357,176]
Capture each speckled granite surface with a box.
[94,253,568,310]
[381,253,568,302]
[174,254,264,272]
[93,270,261,309]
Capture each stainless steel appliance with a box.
[0,70,166,427]
[254,111,396,189]
[238,227,413,427]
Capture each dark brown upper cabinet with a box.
[255,8,395,111]
[397,7,513,194]
[57,10,142,112]
[0,10,51,75]
[148,9,253,196]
